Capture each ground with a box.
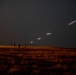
[0,46,76,75]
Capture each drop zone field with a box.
[0,46,76,75]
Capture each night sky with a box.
[0,0,76,48]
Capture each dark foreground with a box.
[0,46,76,75]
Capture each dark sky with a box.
[0,0,76,48]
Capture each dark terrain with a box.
[0,46,76,75]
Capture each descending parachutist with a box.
[30,41,33,43]
[37,38,41,40]
[68,20,76,25]
[46,33,51,35]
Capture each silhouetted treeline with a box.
[10,43,26,48]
